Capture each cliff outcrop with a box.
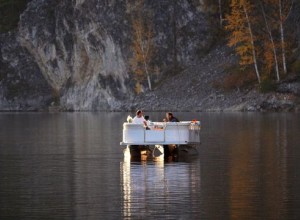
[0,0,299,111]
[1,0,213,111]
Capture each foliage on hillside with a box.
[129,0,155,93]
[225,0,298,85]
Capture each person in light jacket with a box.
[132,110,147,127]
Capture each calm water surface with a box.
[0,112,300,219]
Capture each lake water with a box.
[0,112,300,219]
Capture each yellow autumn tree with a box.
[278,0,293,75]
[260,1,280,81]
[129,0,154,92]
[263,40,276,78]
[226,0,261,83]
[263,0,293,75]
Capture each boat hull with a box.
[125,144,199,162]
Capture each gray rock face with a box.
[18,0,131,110]
[0,32,52,110]
[0,0,213,111]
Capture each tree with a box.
[129,0,154,91]
[278,0,293,75]
[225,0,297,84]
[226,0,261,83]
[259,0,294,77]
[264,0,294,75]
[219,0,224,27]
[260,1,280,81]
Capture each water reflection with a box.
[1,112,300,219]
[224,114,290,219]
[120,156,201,219]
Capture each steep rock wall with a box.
[18,0,130,110]
[0,32,52,110]
[1,0,214,110]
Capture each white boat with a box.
[120,121,201,161]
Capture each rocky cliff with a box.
[0,0,214,111]
[0,0,299,111]
[0,32,52,110]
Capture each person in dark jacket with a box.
[163,112,179,160]
[164,112,179,122]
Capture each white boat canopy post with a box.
[120,121,201,146]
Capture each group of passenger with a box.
[132,110,179,129]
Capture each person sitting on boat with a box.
[132,110,148,127]
[164,112,179,122]
[163,112,179,159]
[144,115,152,130]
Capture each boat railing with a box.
[121,121,200,146]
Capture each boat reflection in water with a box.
[120,151,201,219]
[120,120,202,218]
